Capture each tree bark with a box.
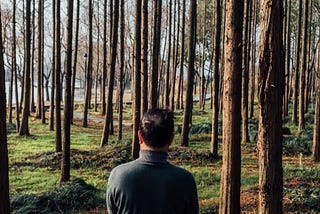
[258,0,284,212]
[71,0,80,123]
[61,0,74,183]
[181,0,197,147]
[55,0,62,152]
[211,0,222,157]
[149,0,162,109]
[141,0,148,114]
[292,0,303,124]
[131,0,142,158]
[298,0,309,131]
[19,0,32,136]
[218,0,243,212]
[0,8,10,212]
[101,0,120,146]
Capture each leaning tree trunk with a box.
[181,0,197,147]
[0,8,10,212]
[101,0,120,147]
[258,0,284,212]
[20,0,32,136]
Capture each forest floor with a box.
[7,104,320,213]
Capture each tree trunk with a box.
[292,0,303,124]
[298,0,309,131]
[141,0,148,114]
[101,0,107,115]
[36,0,43,120]
[19,0,32,136]
[176,0,186,110]
[60,0,74,183]
[211,0,222,157]
[181,0,196,147]
[258,0,284,212]
[131,0,142,158]
[241,0,251,144]
[30,0,35,113]
[12,0,20,132]
[169,0,180,111]
[55,0,62,152]
[218,0,243,213]
[101,0,120,146]
[71,0,80,124]
[284,0,291,119]
[0,8,10,212]
[118,0,125,140]
[149,0,162,109]
[313,73,320,161]
[83,0,93,127]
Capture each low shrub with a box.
[11,178,104,213]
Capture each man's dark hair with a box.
[139,109,174,148]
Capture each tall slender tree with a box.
[181,0,197,147]
[131,0,142,158]
[20,0,32,136]
[150,0,162,109]
[118,0,125,140]
[258,0,284,212]
[55,0,62,152]
[176,0,186,110]
[241,0,251,144]
[12,0,20,132]
[61,0,74,183]
[101,0,120,146]
[141,0,148,114]
[49,0,56,131]
[83,0,93,127]
[101,0,107,116]
[292,0,303,123]
[211,0,222,157]
[36,0,43,121]
[218,0,244,212]
[71,0,80,123]
[0,7,10,212]
[298,0,309,131]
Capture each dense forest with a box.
[1,0,320,213]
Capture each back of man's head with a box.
[139,109,174,148]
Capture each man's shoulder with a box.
[167,163,195,180]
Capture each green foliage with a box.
[284,183,320,212]
[283,135,312,156]
[6,122,16,134]
[11,178,104,214]
[248,118,258,142]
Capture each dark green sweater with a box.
[106,150,199,214]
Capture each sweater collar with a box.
[138,150,168,164]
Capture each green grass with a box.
[7,101,320,213]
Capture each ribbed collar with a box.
[138,150,169,164]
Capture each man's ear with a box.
[138,130,144,145]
